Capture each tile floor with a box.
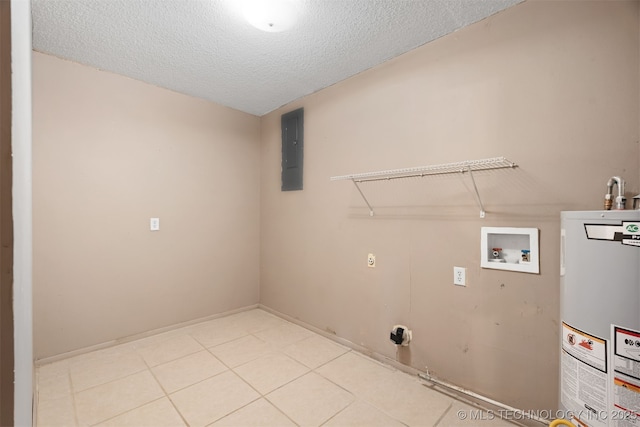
[36,309,517,427]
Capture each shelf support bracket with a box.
[352,179,374,216]
[466,166,486,218]
[331,157,516,218]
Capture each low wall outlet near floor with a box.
[453,266,466,286]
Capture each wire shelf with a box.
[330,157,516,182]
[330,157,517,217]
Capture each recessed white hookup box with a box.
[481,227,539,274]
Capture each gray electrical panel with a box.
[281,108,303,191]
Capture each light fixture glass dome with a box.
[242,0,299,33]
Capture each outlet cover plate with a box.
[454,266,466,286]
[367,254,376,268]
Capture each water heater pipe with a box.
[605,176,626,210]
[418,372,548,425]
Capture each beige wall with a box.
[260,1,639,410]
[32,52,261,359]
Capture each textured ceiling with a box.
[32,0,523,116]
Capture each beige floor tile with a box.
[234,353,309,394]
[190,318,250,348]
[170,370,260,427]
[36,394,77,427]
[70,349,148,392]
[136,334,204,367]
[188,314,240,331]
[282,335,350,369]
[315,351,397,396]
[37,372,72,402]
[266,372,354,427]
[152,350,227,393]
[75,370,165,426]
[67,343,138,370]
[96,397,187,427]
[323,400,406,427]
[208,334,276,368]
[360,370,453,427]
[35,309,519,427]
[253,322,314,347]
[316,351,453,426]
[132,327,192,348]
[228,309,289,333]
[210,398,297,427]
[436,401,519,426]
[37,359,70,380]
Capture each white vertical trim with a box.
[11,0,33,425]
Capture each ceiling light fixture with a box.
[242,0,299,33]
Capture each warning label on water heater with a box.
[563,322,607,373]
[614,327,640,381]
[612,326,640,425]
[562,322,608,427]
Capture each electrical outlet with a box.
[367,254,376,268]
[453,266,466,286]
[150,217,160,231]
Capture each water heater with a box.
[560,210,640,427]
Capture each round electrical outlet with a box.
[367,254,376,267]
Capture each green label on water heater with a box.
[584,222,640,246]
[624,223,640,234]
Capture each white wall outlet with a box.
[453,266,466,286]
[367,253,376,268]
[150,217,160,231]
